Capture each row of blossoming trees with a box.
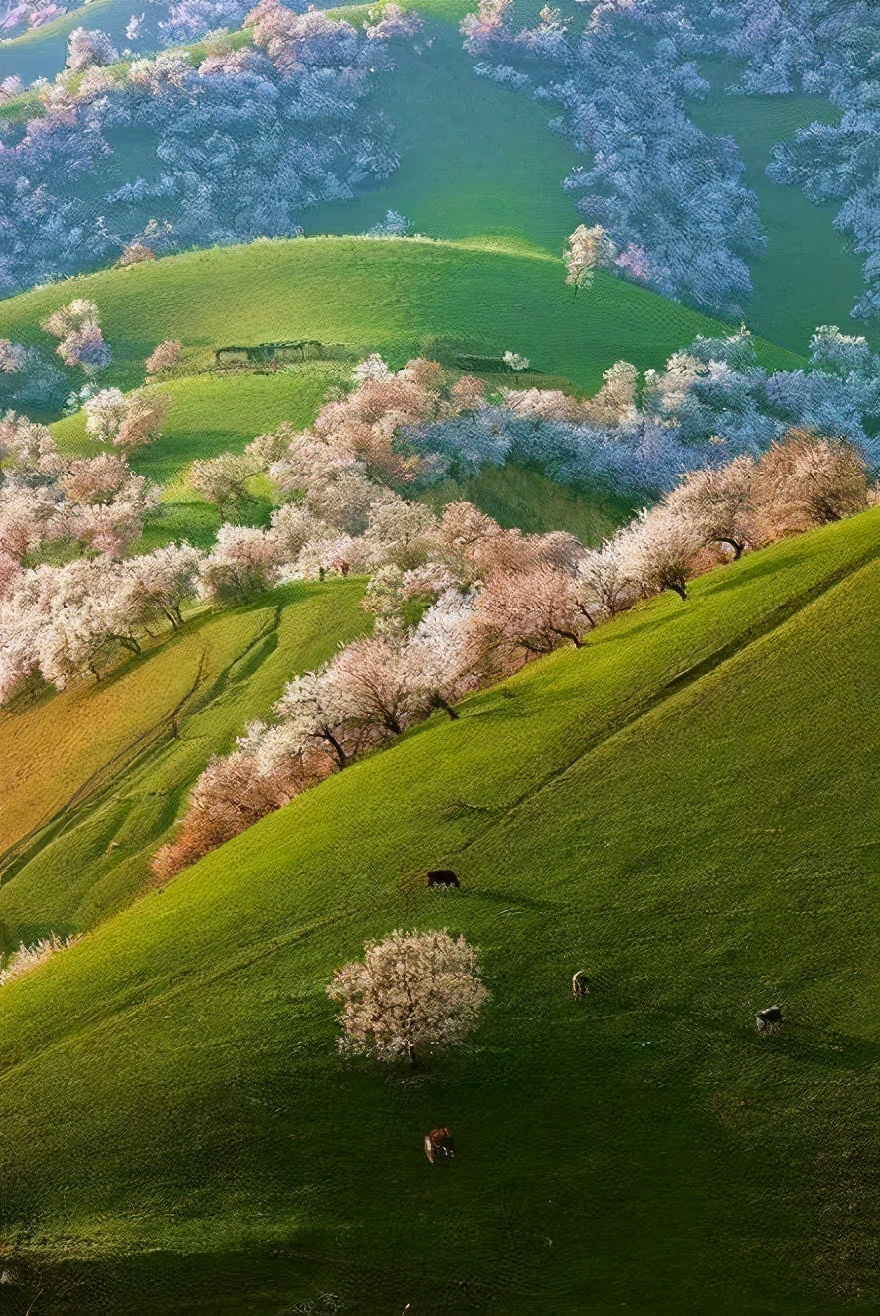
[0,1,422,293]
[3,321,873,700]
[141,348,874,878]
[3,320,877,702]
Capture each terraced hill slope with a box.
[1,508,877,1313]
[0,578,369,944]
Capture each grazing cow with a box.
[424,1128,455,1163]
[426,869,460,889]
[756,1005,783,1035]
[572,971,590,1000]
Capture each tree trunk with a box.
[431,692,459,720]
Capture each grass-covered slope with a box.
[691,84,876,354]
[0,579,370,943]
[0,235,803,400]
[1,509,877,1312]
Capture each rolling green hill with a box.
[0,578,370,943]
[0,234,803,400]
[1,508,877,1313]
[2,232,790,551]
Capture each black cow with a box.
[756,1005,783,1035]
[425,1128,455,1162]
[426,869,460,889]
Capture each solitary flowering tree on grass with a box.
[563,223,615,298]
[327,929,489,1065]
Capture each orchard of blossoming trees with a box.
[461,0,879,325]
[407,325,880,499]
[0,3,421,293]
[139,336,874,877]
[3,324,878,714]
[462,0,766,318]
[151,422,871,878]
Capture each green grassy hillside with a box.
[1,508,876,1313]
[0,236,803,400]
[0,578,369,943]
[691,81,877,353]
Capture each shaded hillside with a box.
[1,509,877,1312]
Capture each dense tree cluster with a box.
[3,332,877,718]
[0,412,159,574]
[0,542,203,699]
[462,0,766,317]
[461,1,879,325]
[407,327,880,499]
[149,345,874,877]
[0,3,420,292]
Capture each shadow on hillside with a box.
[701,551,803,594]
[754,1025,880,1072]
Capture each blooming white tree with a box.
[577,538,637,619]
[502,350,530,373]
[145,340,182,375]
[364,495,438,570]
[326,928,489,1064]
[273,665,370,771]
[189,451,260,520]
[618,506,703,601]
[664,457,758,559]
[0,413,65,486]
[563,223,615,297]
[41,300,111,373]
[83,389,128,444]
[352,353,393,384]
[580,360,640,425]
[123,543,204,630]
[65,26,118,73]
[753,432,868,536]
[329,637,424,739]
[471,565,594,659]
[0,339,26,374]
[200,524,283,601]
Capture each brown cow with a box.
[426,869,460,889]
[424,1128,455,1162]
